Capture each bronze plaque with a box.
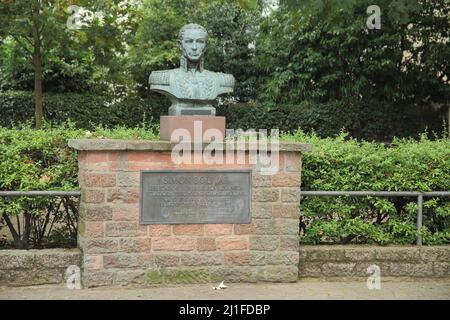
[140,170,251,224]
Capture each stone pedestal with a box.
[160,115,225,142]
[68,139,310,287]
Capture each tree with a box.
[0,0,142,128]
[0,1,68,128]
[254,0,450,140]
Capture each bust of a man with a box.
[149,23,235,116]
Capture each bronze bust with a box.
[149,23,235,116]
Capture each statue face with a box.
[180,28,207,62]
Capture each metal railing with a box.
[300,191,450,245]
[1,190,449,245]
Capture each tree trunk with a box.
[22,212,31,250]
[2,213,30,249]
[32,10,43,128]
[3,214,21,248]
[447,107,450,139]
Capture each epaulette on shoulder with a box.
[218,73,235,87]
[149,70,169,85]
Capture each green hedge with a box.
[0,91,447,141]
[0,91,168,130]
[218,101,447,142]
[0,123,157,248]
[0,124,83,248]
[281,131,450,245]
[0,125,448,247]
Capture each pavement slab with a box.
[1,277,449,300]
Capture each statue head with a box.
[179,23,208,63]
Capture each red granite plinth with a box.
[160,116,226,142]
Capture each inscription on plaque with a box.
[140,170,251,224]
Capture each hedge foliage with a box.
[282,131,450,245]
[0,91,168,130]
[0,123,157,248]
[0,124,448,247]
[0,90,447,141]
[0,124,83,248]
[219,101,446,142]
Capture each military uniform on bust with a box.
[149,24,235,116]
[149,54,235,116]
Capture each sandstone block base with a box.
[69,139,310,287]
[0,249,81,287]
[298,246,450,278]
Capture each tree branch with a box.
[16,214,21,238]
[23,211,31,249]
[10,35,33,55]
[341,234,357,244]
[2,214,20,244]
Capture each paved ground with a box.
[1,278,449,300]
